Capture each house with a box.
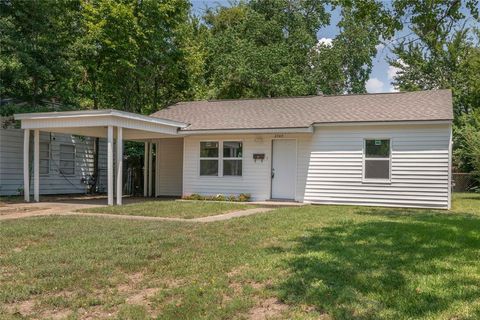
[0,116,108,197]
[12,89,453,209]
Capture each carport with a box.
[14,109,188,205]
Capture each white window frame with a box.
[362,138,392,183]
[39,142,50,175]
[59,144,76,176]
[199,140,220,177]
[199,140,243,177]
[222,141,243,177]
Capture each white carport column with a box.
[23,129,30,202]
[33,129,40,202]
[148,142,153,197]
[143,142,149,197]
[116,127,123,205]
[107,126,114,205]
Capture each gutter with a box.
[178,126,314,135]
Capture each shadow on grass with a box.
[274,208,480,319]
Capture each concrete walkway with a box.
[0,201,273,222]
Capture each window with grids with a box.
[199,141,243,176]
[200,141,219,176]
[39,142,50,174]
[59,144,75,175]
[223,141,242,176]
[364,139,390,180]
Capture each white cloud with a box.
[387,65,401,80]
[366,78,384,93]
[317,37,333,47]
[389,85,399,93]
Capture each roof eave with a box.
[179,126,314,135]
[14,109,189,128]
[312,119,453,127]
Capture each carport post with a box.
[116,127,123,205]
[143,142,149,197]
[23,129,30,202]
[148,142,153,197]
[107,126,114,205]
[33,129,40,202]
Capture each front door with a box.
[271,139,296,200]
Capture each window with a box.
[364,139,390,180]
[223,141,242,176]
[39,142,50,174]
[59,144,75,175]
[199,141,243,176]
[200,141,219,176]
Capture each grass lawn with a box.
[79,200,253,219]
[1,193,479,319]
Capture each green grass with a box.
[80,200,252,219]
[0,193,479,319]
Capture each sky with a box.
[190,0,400,93]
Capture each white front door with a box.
[271,139,296,200]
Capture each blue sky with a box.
[190,0,399,93]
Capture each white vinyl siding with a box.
[303,124,451,208]
[155,138,183,196]
[182,134,312,201]
[0,119,108,196]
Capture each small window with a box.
[223,141,242,176]
[60,144,75,175]
[364,139,390,180]
[39,142,50,174]
[200,141,219,176]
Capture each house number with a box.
[274,134,284,138]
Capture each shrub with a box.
[214,194,226,201]
[182,193,251,202]
[238,193,251,202]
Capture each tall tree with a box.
[389,0,479,117]
[202,1,329,98]
[0,0,80,107]
[310,0,397,94]
[74,0,190,113]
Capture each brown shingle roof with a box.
[151,90,453,131]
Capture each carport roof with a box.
[14,109,189,128]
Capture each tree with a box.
[73,0,191,113]
[389,0,479,118]
[454,109,480,185]
[310,0,397,94]
[202,1,329,98]
[0,0,80,107]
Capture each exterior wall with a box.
[182,133,312,201]
[303,123,451,208]
[155,138,183,196]
[0,121,107,196]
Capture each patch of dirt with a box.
[3,299,36,317]
[40,308,72,320]
[78,305,115,320]
[126,287,159,305]
[227,265,249,278]
[115,271,163,317]
[248,297,289,320]
[0,206,47,216]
